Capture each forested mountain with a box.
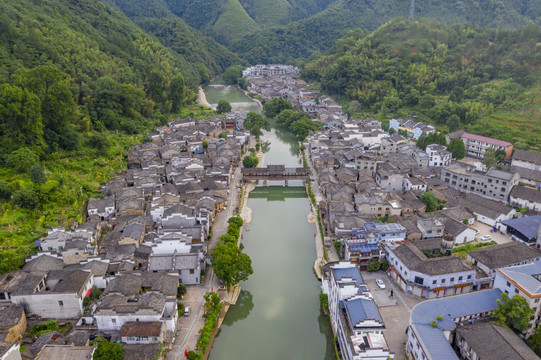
[302,18,541,147]
[110,0,337,46]
[0,0,231,270]
[233,0,541,64]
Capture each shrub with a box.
[367,261,381,272]
[5,148,39,173]
[13,188,40,209]
[319,291,329,309]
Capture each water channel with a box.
[204,82,334,359]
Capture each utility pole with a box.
[409,0,415,19]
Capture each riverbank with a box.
[198,86,213,109]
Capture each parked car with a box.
[376,278,386,289]
[480,234,491,241]
[184,305,191,316]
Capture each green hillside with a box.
[302,18,541,148]
[233,0,541,64]
[158,0,337,45]
[0,0,216,271]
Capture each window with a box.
[535,299,540,304]
[414,276,424,285]
[467,275,472,280]
[190,269,195,274]
[459,276,463,281]
[112,319,117,324]
[441,278,445,283]
[450,277,455,282]
[507,281,511,287]
[433,280,437,285]
[515,289,520,295]
[58,300,64,306]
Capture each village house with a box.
[0,303,26,344]
[388,118,435,140]
[405,289,502,360]
[512,149,541,172]
[425,144,451,167]
[386,243,476,298]
[0,269,93,319]
[455,322,539,360]
[509,185,541,211]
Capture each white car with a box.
[480,234,491,241]
[376,278,386,289]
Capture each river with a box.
[204,82,334,359]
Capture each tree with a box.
[168,74,190,112]
[263,97,292,118]
[528,328,541,357]
[244,112,270,132]
[228,216,243,227]
[86,134,109,152]
[447,138,466,159]
[494,292,534,333]
[242,155,259,168]
[446,114,460,132]
[495,149,506,163]
[210,242,253,290]
[13,188,40,209]
[222,65,244,85]
[419,192,445,213]
[93,341,124,360]
[202,140,208,149]
[216,100,232,114]
[5,148,39,173]
[0,181,13,200]
[483,147,498,170]
[29,164,47,185]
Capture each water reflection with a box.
[222,290,254,326]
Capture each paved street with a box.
[362,271,423,360]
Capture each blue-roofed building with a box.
[406,289,502,360]
[495,262,541,337]
[500,215,541,245]
[322,262,394,359]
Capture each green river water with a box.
[204,82,334,359]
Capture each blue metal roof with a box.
[499,262,541,296]
[333,267,364,286]
[501,215,541,240]
[410,289,502,360]
[349,243,379,254]
[345,298,382,325]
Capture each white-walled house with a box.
[119,321,166,344]
[386,244,476,298]
[425,144,451,167]
[509,186,541,211]
[94,292,178,334]
[0,270,93,319]
[406,289,502,360]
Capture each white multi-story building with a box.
[494,262,541,337]
[425,144,451,167]
[322,262,394,360]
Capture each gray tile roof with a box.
[456,322,539,360]
[410,289,502,360]
[0,303,24,330]
[513,149,541,166]
[23,255,64,272]
[510,186,541,203]
[392,244,472,276]
[468,242,541,270]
